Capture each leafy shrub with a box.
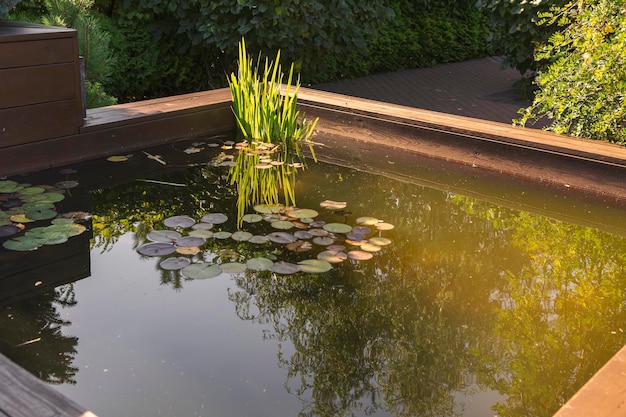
[516,0,626,144]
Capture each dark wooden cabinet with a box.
[0,20,83,148]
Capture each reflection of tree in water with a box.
[482,214,626,417]
[228,169,520,417]
[0,284,79,385]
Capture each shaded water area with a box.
[1,137,626,417]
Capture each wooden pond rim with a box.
[0,87,625,417]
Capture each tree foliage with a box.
[475,0,570,73]
[516,0,626,144]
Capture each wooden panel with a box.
[0,100,80,147]
[0,20,76,43]
[0,63,77,108]
[0,38,75,69]
[0,352,98,417]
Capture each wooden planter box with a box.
[0,20,83,149]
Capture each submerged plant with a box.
[227,38,318,225]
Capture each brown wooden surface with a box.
[0,100,81,147]
[0,63,77,108]
[553,344,626,417]
[0,20,75,43]
[0,38,75,69]
[0,353,97,417]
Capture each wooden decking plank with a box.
[0,353,97,417]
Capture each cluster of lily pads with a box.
[137,200,395,279]
[0,178,89,251]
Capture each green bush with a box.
[516,0,626,144]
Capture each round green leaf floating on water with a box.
[159,257,191,271]
[148,230,182,243]
[189,229,214,239]
[320,200,347,210]
[3,236,42,251]
[0,224,23,238]
[248,235,270,244]
[192,222,213,230]
[347,250,374,261]
[231,231,253,242]
[176,236,206,247]
[22,202,55,212]
[317,250,348,263]
[287,208,319,219]
[163,215,196,229]
[201,213,228,224]
[369,237,392,246]
[246,257,274,271]
[268,232,296,244]
[220,262,247,274]
[361,242,382,252]
[356,216,379,226]
[47,223,86,237]
[137,242,177,257]
[375,222,395,231]
[27,192,65,203]
[19,186,46,195]
[242,213,263,223]
[298,259,332,273]
[182,263,222,279]
[25,209,57,221]
[0,180,19,193]
[271,220,293,230]
[253,204,283,214]
[323,223,352,234]
[213,231,232,239]
[270,261,300,275]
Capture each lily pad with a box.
[220,262,247,274]
[287,208,319,219]
[10,214,34,223]
[308,228,329,237]
[46,223,86,237]
[248,235,270,244]
[375,222,395,231]
[346,233,365,242]
[0,180,20,193]
[176,246,201,255]
[317,250,348,263]
[242,213,263,223]
[298,259,332,273]
[159,257,192,270]
[137,242,177,257]
[148,230,182,242]
[18,186,46,195]
[347,250,374,260]
[26,192,65,203]
[246,257,274,271]
[163,215,196,229]
[54,180,79,190]
[22,202,55,211]
[25,209,57,221]
[323,223,352,234]
[355,216,379,226]
[231,231,253,242]
[176,236,206,247]
[369,237,392,246]
[182,263,222,279]
[271,220,293,230]
[191,223,212,231]
[3,237,41,251]
[188,230,214,238]
[312,236,335,246]
[270,261,300,275]
[0,224,23,237]
[268,232,296,244]
[361,242,382,252]
[201,213,228,224]
[212,231,233,239]
[294,230,313,240]
[351,226,372,235]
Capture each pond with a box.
[1,136,625,417]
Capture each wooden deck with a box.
[0,352,97,417]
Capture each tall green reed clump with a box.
[228,39,318,225]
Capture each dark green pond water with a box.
[1,137,625,417]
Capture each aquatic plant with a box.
[227,38,318,225]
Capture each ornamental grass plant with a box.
[227,39,318,224]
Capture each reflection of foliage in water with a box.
[451,195,626,417]
[87,160,626,417]
[0,284,79,385]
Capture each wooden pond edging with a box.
[0,352,97,417]
[0,86,626,417]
